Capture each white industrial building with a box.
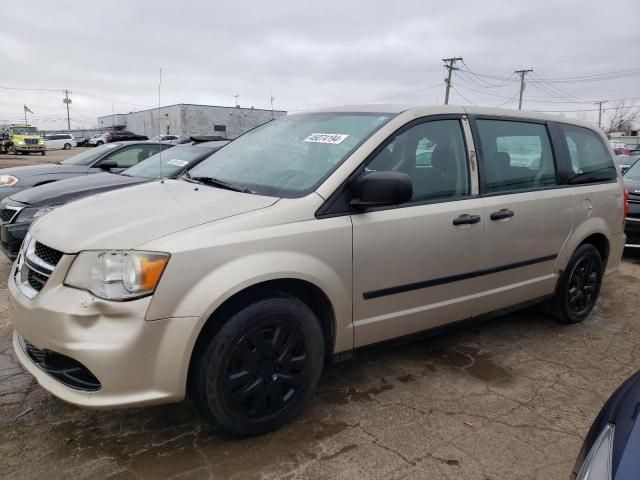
[97,104,286,139]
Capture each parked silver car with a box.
[9,105,625,437]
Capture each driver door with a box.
[352,117,485,347]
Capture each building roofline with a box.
[98,103,287,118]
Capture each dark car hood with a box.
[1,164,89,182]
[8,172,147,207]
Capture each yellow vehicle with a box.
[6,124,46,156]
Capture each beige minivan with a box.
[9,105,625,436]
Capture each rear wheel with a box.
[551,244,603,324]
[190,294,324,437]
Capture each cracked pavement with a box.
[1,248,640,479]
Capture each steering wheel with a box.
[275,168,307,188]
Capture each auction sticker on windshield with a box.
[167,159,188,167]
[304,133,349,144]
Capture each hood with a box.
[1,163,89,180]
[30,179,279,252]
[9,172,146,207]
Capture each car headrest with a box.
[494,152,511,169]
[431,145,455,171]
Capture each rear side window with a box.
[561,125,616,184]
[476,119,557,193]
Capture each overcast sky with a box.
[1,0,638,130]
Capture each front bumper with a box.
[9,255,199,408]
[15,146,45,152]
[0,219,30,260]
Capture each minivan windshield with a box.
[61,143,120,165]
[124,145,213,179]
[187,112,394,197]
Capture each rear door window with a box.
[476,119,557,193]
[560,124,616,184]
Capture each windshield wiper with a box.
[186,174,253,193]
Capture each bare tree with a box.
[604,101,639,135]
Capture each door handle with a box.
[453,214,481,226]
[490,209,515,221]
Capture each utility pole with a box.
[63,90,72,131]
[270,93,275,119]
[442,57,463,105]
[234,94,239,108]
[515,69,533,110]
[594,100,607,128]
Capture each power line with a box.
[531,104,640,113]
[450,86,478,105]
[354,83,442,104]
[0,86,63,92]
[530,68,640,84]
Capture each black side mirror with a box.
[98,161,118,171]
[351,171,413,210]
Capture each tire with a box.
[189,294,324,437]
[96,141,104,146]
[63,143,71,150]
[41,151,46,156]
[551,244,603,324]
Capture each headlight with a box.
[18,140,25,145]
[64,250,170,301]
[0,175,19,187]
[576,423,614,480]
[15,206,57,223]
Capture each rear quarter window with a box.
[561,124,616,184]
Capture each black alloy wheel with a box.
[567,256,599,316]
[222,321,308,419]
[551,244,603,324]
[189,294,324,437]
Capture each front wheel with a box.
[40,151,46,156]
[551,244,603,324]
[63,143,71,150]
[96,141,104,146]
[189,294,324,437]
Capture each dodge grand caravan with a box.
[9,105,625,437]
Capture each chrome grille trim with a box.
[15,236,63,299]
[0,205,23,223]
[25,240,56,273]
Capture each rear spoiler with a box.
[190,135,231,143]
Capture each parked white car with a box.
[43,134,77,150]
[87,133,109,146]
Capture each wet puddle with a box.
[428,344,513,384]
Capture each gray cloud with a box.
[1,0,638,129]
